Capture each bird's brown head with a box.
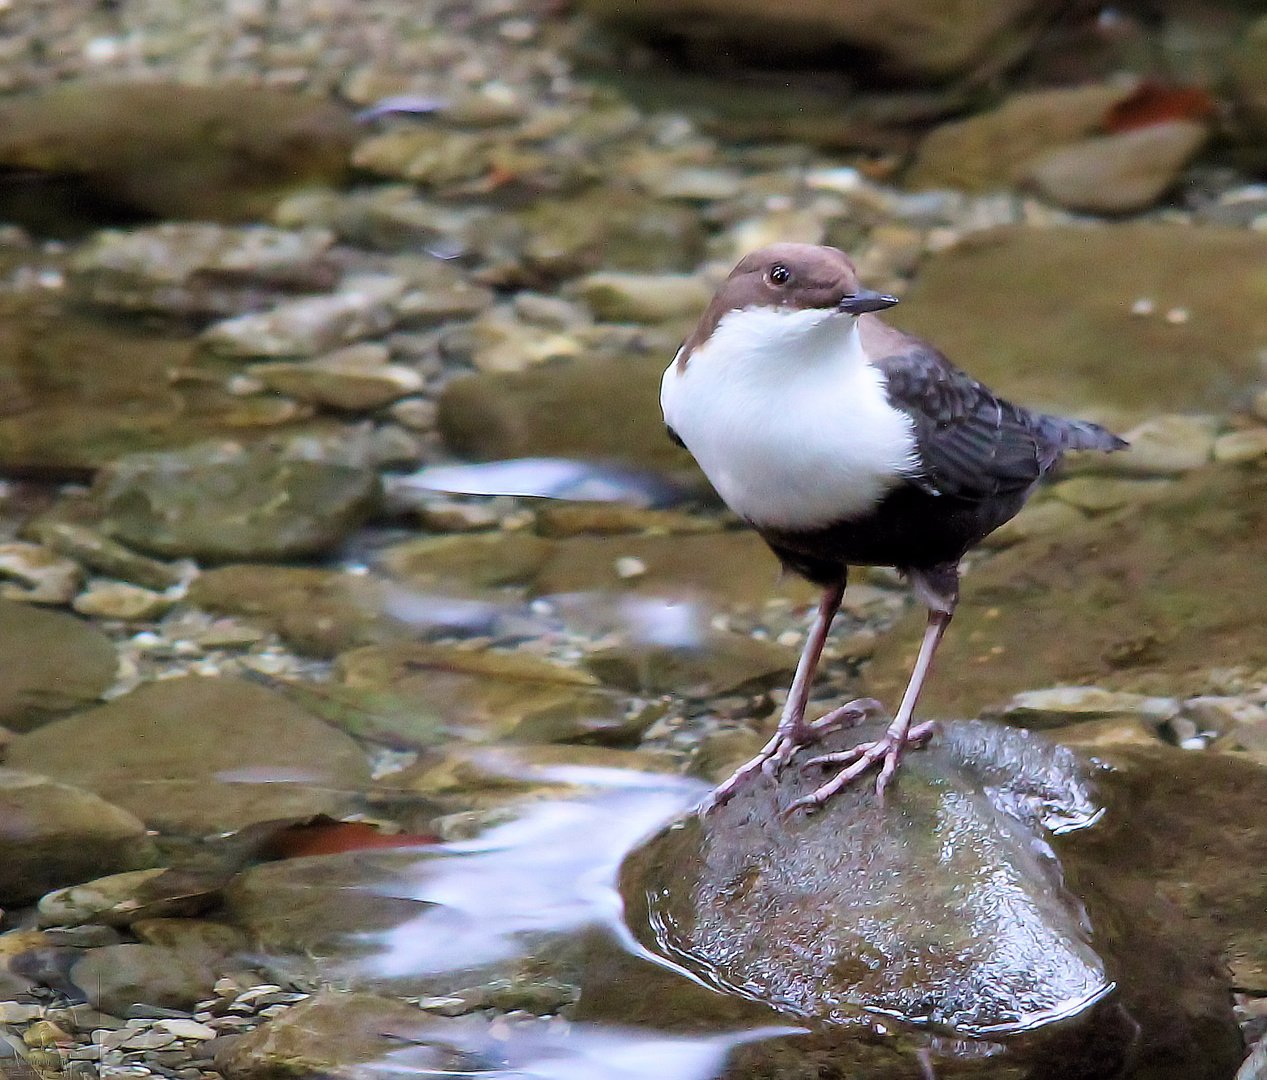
[677,244,898,369]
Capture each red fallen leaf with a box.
[1104,81,1216,133]
[268,819,438,858]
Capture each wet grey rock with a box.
[223,851,430,973]
[201,274,407,358]
[70,944,217,1017]
[185,565,414,659]
[623,722,1110,1045]
[0,598,118,732]
[0,770,155,905]
[617,721,1244,1078]
[69,224,338,317]
[7,675,371,835]
[584,635,797,697]
[93,440,381,562]
[1023,121,1207,214]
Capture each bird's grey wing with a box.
[874,339,1052,499]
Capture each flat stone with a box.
[889,226,1267,427]
[907,82,1132,192]
[0,83,355,223]
[534,532,815,611]
[1023,121,1207,214]
[0,598,118,732]
[573,272,712,324]
[983,686,1179,729]
[866,467,1267,716]
[130,919,250,976]
[73,582,171,621]
[578,0,1055,81]
[583,634,797,697]
[70,944,216,1018]
[1213,427,1267,463]
[463,306,584,373]
[187,566,413,659]
[375,532,554,591]
[93,440,380,562]
[7,675,371,835]
[201,275,407,359]
[31,524,185,591]
[328,642,659,748]
[1049,475,1175,512]
[37,868,221,929]
[250,344,424,412]
[223,850,429,965]
[214,991,433,1080]
[1095,414,1219,476]
[0,770,155,906]
[68,224,338,317]
[437,354,703,484]
[0,543,81,603]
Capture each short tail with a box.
[1037,414,1128,454]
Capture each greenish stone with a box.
[889,226,1267,427]
[866,467,1267,718]
[94,441,381,561]
[0,599,117,732]
[0,83,356,222]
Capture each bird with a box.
[660,243,1126,814]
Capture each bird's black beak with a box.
[839,289,899,315]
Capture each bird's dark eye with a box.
[769,263,791,285]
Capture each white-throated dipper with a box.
[661,243,1126,814]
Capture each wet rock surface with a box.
[0,771,155,905]
[93,441,382,562]
[890,225,1267,426]
[867,466,1267,717]
[6,675,372,834]
[0,83,356,223]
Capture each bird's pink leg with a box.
[785,606,950,815]
[702,581,879,812]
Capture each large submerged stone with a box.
[621,722,1114,1063]
[616,721,1243,1078]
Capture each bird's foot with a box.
[781,719,937,817]
[698,698,882,813]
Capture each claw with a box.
[781,720,938,817]
[699,697,881,813]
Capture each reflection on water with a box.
[358,773,703,980]
[367,1014,798,1080]
[394,458,687,507]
